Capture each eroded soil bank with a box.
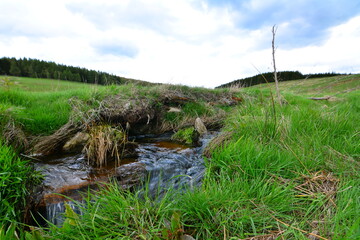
[27,89,241,157]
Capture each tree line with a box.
[0,57,152,86]
[216,71,344,88]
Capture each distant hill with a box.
[0,57,154,86]
[216,71,344,88]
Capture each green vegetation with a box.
[0,76,105,132]
[216,70,343,88]
[171,127,197,145]
[41,184,181,240]
[39,76,359,239]
[251,74,360,96]
[163,101,215,128]
[197,91,359,239]
[0,74,359,239]
[0,141,41,229]
[0,76,97,92]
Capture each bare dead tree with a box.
[272,25,282,106]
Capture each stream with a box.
[31,132,217,226]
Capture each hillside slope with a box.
[248,74,360,96]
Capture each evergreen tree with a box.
[9,60,21,76]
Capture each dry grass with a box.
[296,171,338,237]
[271,171,339,239]
[294,171,338,202]
[84,125,127,167]
[240,231,284,240]
[203,131,233,158]
[2,120,29,151]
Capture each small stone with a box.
[168,107,182,112]
[180,235,195,240]
[194,117,207,136]
[63,132,89,153]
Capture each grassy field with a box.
[0,76,100,92]
[0,75,359,239]
[0,76,105,135]
[253,74,360,96]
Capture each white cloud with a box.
[276,15,360,74]
[0,0,359,88]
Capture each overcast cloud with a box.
[1,0,359,88]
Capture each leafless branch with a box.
[272,25,282,106]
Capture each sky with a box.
[1,0,360,88]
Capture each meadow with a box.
[0,75,359,239]
[253,74,360,96]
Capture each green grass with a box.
[40,85,359,239]
[42,184,181,240]
[0,141,41,229]
[171,127,197,145]
[0,76,108,135]
[0,89,98,135]
[200,91,359,238]
[1,76,359,239]
[163,101,215,128]
[0,78,142,135]
[1,76,99,92]
[253,74,360,96]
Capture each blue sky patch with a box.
[95,43,138,58]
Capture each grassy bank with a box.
[39,80,359,239]
[191,90,359,239]
[0,141,41,237]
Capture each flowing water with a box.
[32,132,217,226]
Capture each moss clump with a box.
[171,127,199,145]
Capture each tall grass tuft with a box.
[84,125,127,167]
[44,183,181,239]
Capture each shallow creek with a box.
[32,132,217,226]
